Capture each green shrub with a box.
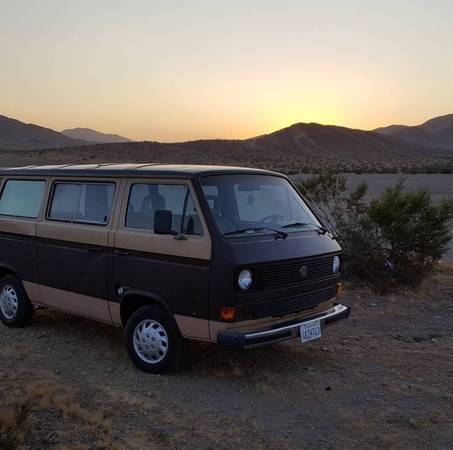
[297,172,453,289]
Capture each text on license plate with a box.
[300,319,321,343]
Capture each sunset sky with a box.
[1,0,453,142]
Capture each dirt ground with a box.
[1,266,453,450]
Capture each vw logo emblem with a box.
[300,265,307,278]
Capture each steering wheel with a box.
[258,214,284,225]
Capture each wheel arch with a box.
[119,289,174,327]
[0,265,17,281]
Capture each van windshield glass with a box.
[200,175,321,237]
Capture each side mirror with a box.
[154,210,176,235]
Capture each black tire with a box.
[124,304,185,374]
[0,274,33,327]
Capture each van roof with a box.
[0,163,283,179]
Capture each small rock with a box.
[45,432,57,443]
[321,346,334,353]
[325,386,332,391]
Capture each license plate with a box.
[300,319,321,343]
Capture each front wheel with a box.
[0,275,33,327]
[124,304,185,374]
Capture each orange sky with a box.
[1,1,453,142]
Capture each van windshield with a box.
[200,174,322,237]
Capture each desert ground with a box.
[1,264,452,449]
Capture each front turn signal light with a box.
[336,282,343,297]
[220,306,236,321]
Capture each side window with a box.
[48,182,115,225]
[0,179,46,218]
[126,183,202,235]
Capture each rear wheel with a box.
[125,304,185,374]
[0,275,33,327]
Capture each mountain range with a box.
[374,114,453,149]
[0,113,452,172]
[0,115,89,150]
[0,115,132,150]
[62,127,133,144]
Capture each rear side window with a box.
[0,180,46,218]
[48,182,115,225]
[126,183,202,235]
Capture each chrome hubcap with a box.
[0,285,18,320]
[133,319,169,364]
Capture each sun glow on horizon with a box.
[1,1,452,142]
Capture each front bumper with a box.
[217,303,350,350]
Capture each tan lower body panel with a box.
[95,306,211,340]
[23,281,210,339]
[23,281,42,304]
[109,302,122,327]
[24,281,113,325]
[174,315,210,341]
[24,280,334,343]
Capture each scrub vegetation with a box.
[297,171,453,290]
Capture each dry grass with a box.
[0,402,32,450]
[0,375,115,449]
[0,369,291,449]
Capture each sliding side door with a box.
[36,178,118,323]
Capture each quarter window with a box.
[0,180,46,218]
[48,182,115,225]
[126,183,202,235]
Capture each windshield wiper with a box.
[224,227,288,239]
[281,222,329,235]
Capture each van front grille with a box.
[256,253,338,290]
[254,287,335,319]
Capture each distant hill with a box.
[0,115,88,150]
[373,124,408,136]
[0,121,446,173]
[62,127,133,144]
[375,114,453,150]
[247,123,432,166]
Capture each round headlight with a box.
[238,269,253,290]
[333,255,341,274]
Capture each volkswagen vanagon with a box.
[0,164,349,373]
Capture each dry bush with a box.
[297,172,453,290]
[0,402,32,450]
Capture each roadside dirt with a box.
[1,265,453,449]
